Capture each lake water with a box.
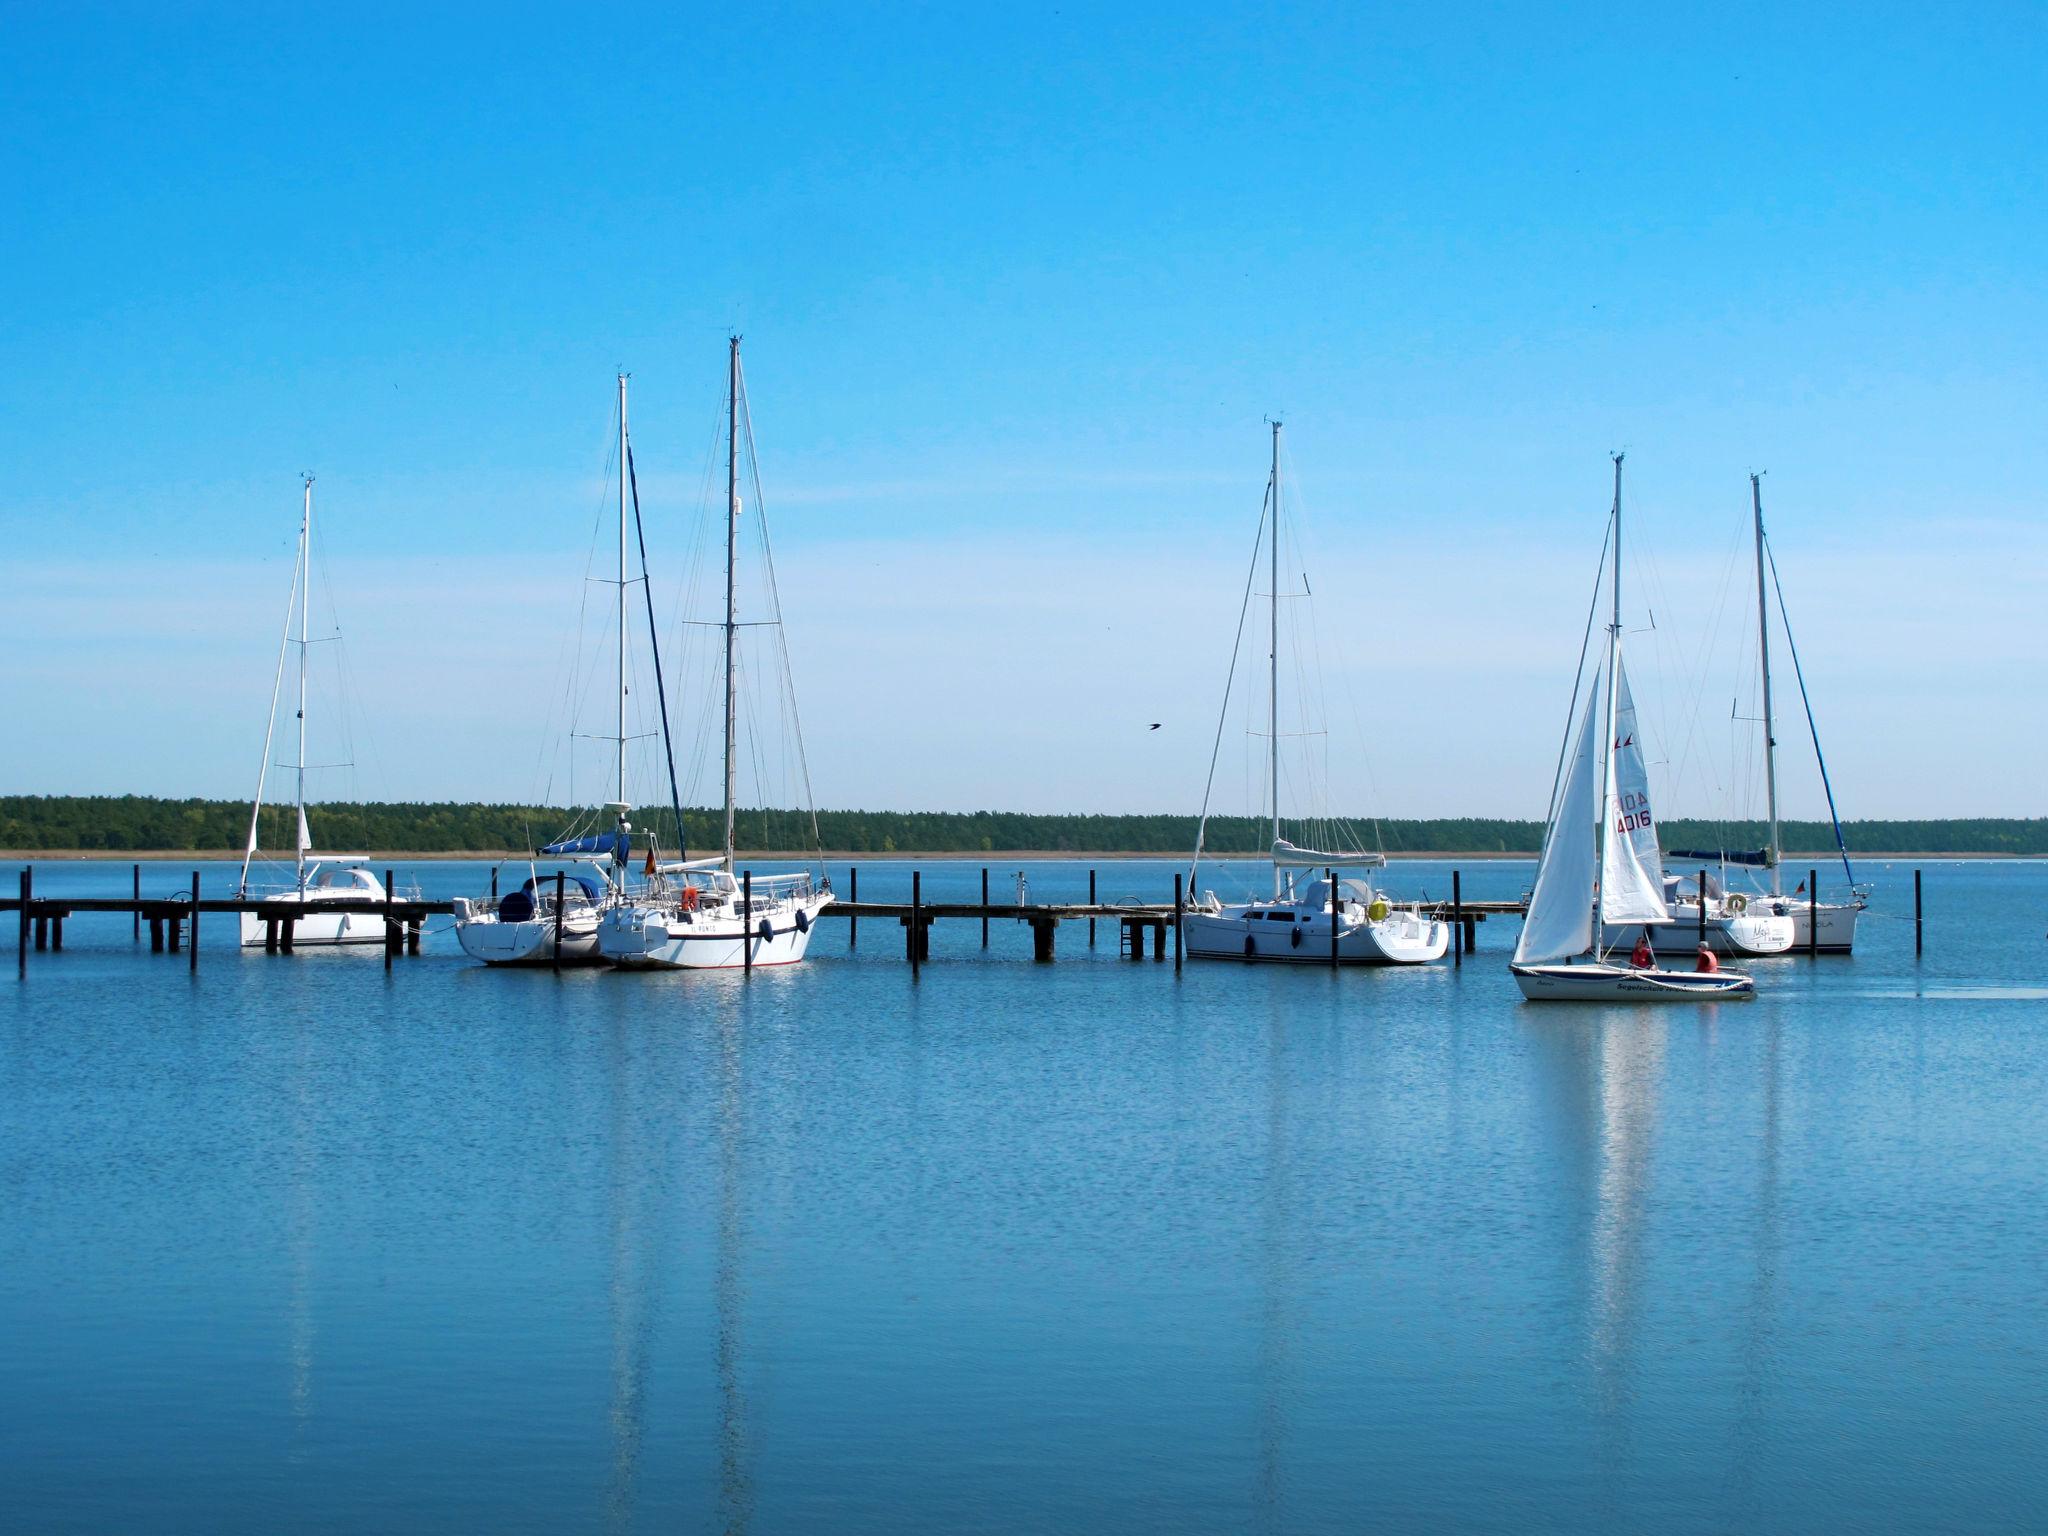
[4,856,2045,1533]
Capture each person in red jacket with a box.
[1695,941,1720,974]
[1630,930,1655,969]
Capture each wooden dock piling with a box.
[1808,869,1819,958]
[132,864,140,941]
[1451,869,1462,968]
[1030,915,1055,961]
[981,867,989,948]
[188,871,199,972]
[848,866,858,949]
[16,868,28,975]
[1088,869,1096,947]
[552,871,565,970]
[384,868,398,968]
[1328,867,1338,968]
[1173,873,1183,971]
[743,871,753,974]
[1914,868,1923,956]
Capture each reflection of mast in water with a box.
[1589,1020,1665,1386]
[1254,1016,1293,1534]
[1729,1017,1783,1513]
[716,1007,753,1536]
[288,1016,317,1455]
[605,1017,659,1535]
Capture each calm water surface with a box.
[3,858,2045,1533]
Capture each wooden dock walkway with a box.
[5,860,1526,974]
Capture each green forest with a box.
[2,796,2043,857]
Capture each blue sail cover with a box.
[537,831,628,859]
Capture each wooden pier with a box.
[5,861,1526,974]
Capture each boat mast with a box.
[1269,421,1282,899]
[1751,472,1781,896]
[723,336,741,872]
[1594,454,1623,952]
[295,477,311,894]
[617,373,629,822]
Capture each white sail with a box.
[297,805,314,856]
[1515,670,1604,965]
[1601,656,1670,926]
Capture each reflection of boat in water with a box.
[1512,457,1754,1003]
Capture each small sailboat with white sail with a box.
[1181,423,1449,966]
[1511,456,1756,1002]
[451,373,681,965]
[598,338,832,970]
[236,478,391,947]
[1659,473,1867,953]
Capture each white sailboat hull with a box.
[1764,897,1861,953]
[1182,904,1449,965]
[450,904,605,966]
[1511,960,1756,1002]
[237,894,388,948]
[599,891,832,970]
[1600,909,1794,957]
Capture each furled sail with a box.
[1600,658,1670,926]
[1515,671,1603,965]
[539,831,629,859]
[1271,838,1386,869]
[297,805,314,855]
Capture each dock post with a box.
[385,868,397,969]
[491,867,498,905]
[981,866,989,948]
[1329,867,1339,969]
[133,863,141,940]
[280,914,294,953]
[188,871,199,973]
[51,914,63,951]
[264,918,278,953]
[168,917,181,953]
[1699,868,1708,945]
[1151,920,1165,960]
[1914,868,1923,955]
[849,866,858,950]
[1809,869,1819,958]
[150,916,164,953]
[33,915,46,952]
[407,920,420,955]
[909,870,921,974]
[1030,916,1055,962]
[16,868,26,976]
[552,872,565,970]
[1451,869,1463,968]
[1088,869,1097,947]
[1173,873,1183,971]
[743,871,753,974]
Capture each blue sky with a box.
[2,3,2042,817]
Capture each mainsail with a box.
[1515,671,1603,966]
[1600,658,1669,926]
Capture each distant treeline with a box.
[2,796,2044,857]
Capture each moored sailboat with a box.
[598,338,832,970]
[236,478,391,947]
[1660,473,1867,953]
[1181,423,1449,966]
[1511,456,1756,1003]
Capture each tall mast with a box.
[1595,454,1623,948]
[295,477,311,893]
[1751,472,1781,896]
[1268,421,1282,899]
[723,336,741,871]
[617,373,629,816]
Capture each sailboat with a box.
[451,375,659,966]
[235,478,391,947]
[1511,456,1756,1002]
[1661,473,1867,953]
[1180,423,1449,966]
[598,338,832,970]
